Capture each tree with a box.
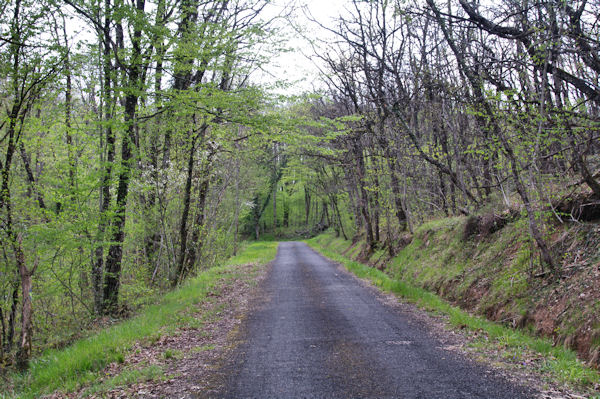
[0,0,62,369]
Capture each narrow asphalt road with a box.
[218,242,534,398]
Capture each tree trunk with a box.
[355,143,375,252]
[384,151,408,230]
[0,106,19,212]
[102,112,135,313]
[185,174,210,274]
[283,192,289,228]
[15,240,34,370]
[143,13,167,274]
[174,134,197,286]
[93,0,116,314]
[0,303,5,359]
[64,26,75,196]
[272,182,277,232]
[19,141,46,210]
[272,144,278,233]
[3,283,19,355]
[102,3,143,312]
[304,185,311,225]
[330,194,348,240]
[346,174,362,232]
[233,153,240,255]
[372,154,381,243]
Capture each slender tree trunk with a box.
[355,143,375,252]
[2,166,35,369]
[102,0,144,312]
[174,134,197,286]
[330,194,348,240]
[304,185,311,225]
[1,101,22,359]
[385,152,407,230]
[372,154,381,243]
[0,303,5,359]
[0,108,19,212]
[272,183,277,232]
[185,173,210,274]
[64,25,75,196]
[0,0,23,213]
[102,87,137,311]
[272,143,278,233]
[509,159,556,272]
[144,22,166,272]
[323,200,331,226]
[233,150,240,255]
[19,141,46,210]
[15,239,34,370]
[93,0,116,314]
[283,197,289,227]
[3,282,18,355]
[346,174,362,233]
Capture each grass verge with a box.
[4,241,278,399]
[82,364,166,397]
[306,234,600,392]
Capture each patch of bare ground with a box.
[332,261,600,399]
[533,225,600,366]
[56,261,270,399]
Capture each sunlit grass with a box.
[82,365,165,397]
[307,234,599,389]
[5,241,278,399]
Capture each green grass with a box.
[4,241,278,399]
[163,348,184,360]
[81,365,166,397]
[190,344,215,353]
[306,234,600,390]
[227,241,278,265]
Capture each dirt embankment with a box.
[339,215,600,369]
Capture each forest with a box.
[1,0,599,377]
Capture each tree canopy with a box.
[1,0,599,370]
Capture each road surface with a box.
[218,241,533,398]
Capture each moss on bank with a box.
[307,220,600,389]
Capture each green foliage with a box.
[307,232,599,389]
[2,242,277,398]
[2,0,600,395]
